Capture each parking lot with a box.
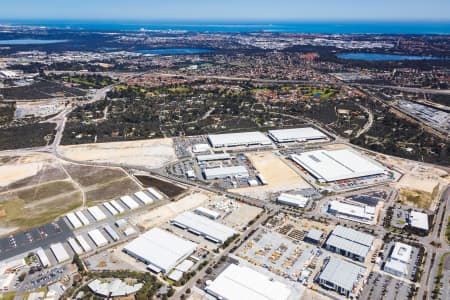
[0,219,72,261]
[173,136,209,158]
[361,272,414,300]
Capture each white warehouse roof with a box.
[268,127,327,143]
[88,229,108,247]
[171,211,236,243]
[120,196,140,210]
[291,149,385,182]
[194,207,221,219]
[390,242,413,263]
[205,264,292,300]
[66,212,82,229]
[203,166,249,180]
[124,228,197,273]
[87,206,107,221]
[328,200,374,223]
[50,243,70,263]
[208,131,272,148]
[277,193,309,208]
[134,191,154,205]
[36,248,51,268]
[409,211,429,231]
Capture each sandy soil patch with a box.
[0,161,43,187]
[134,192,210,229]
[59,138,176,168]
[300,289,332,300]
[229,151,311,199]
[223,203,262,230]
[397,174,440,194]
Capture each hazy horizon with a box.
[1,0,449,22]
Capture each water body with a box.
[337,53,449,61]
[0,39,68,45]
[136,48,213,55]
[2,20,450,34]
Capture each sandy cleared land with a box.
[381,154,448,210]
[223,203,262,230]
[0,153,63,187]
[0,161,43,187]
[229,151,311,199]
[397,174,440,194]
[134,192,210,230]
[59,138,177,168]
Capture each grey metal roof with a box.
[325,235,370,258]
[318,257,365,292]
[306,229,323,241]
[332,225,374,247]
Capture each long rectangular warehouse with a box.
[67,237,83,255]
[110,200,125,213]
[194,207,220,220]
[36,249,51,268]
[76,235,92,252]
[123,228,197,273]
[75,211,90,225]
[208,132,272,148]
[87,206,107,221]
[171,211,236,243]
[205,264,292,300]
[50,243,70,263]
[103,202,118,215]
[104,225,120,241]
[120,196,140,210]
[88,229,109,247]
[147,187,164,200]
[197,153,231,162]
[66,212,82,229]
[268,127,327,143]
[203,166,249,180]
[277,193,309,208]
[291,149,385,182]
[134,191,154,205]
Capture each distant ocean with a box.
[1,20,450,34]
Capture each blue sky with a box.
[0,0,449,21]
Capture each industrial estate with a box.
[0,15,449,300]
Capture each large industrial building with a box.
[203,166,249,180]
[277,193,309,208]
[123,228,197,273]
[317,257,366,298]
[327,200,375,224]
[290,149,386,183]
[268,127,327,143]
[207,132,272,148]
[197,153,231,162]
[205,264,292,300]
[171,211,236,244]
[324,225,374,262]
[383,242,413,277]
